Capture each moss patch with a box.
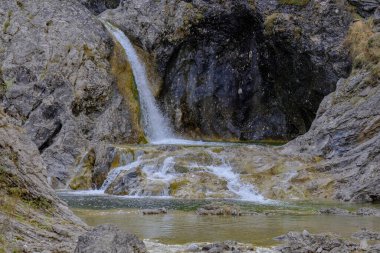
[0,167,53,212]
[264,13,281,35]
[111,40,146,143]
[169,179,190,195]
[279,0,310,6]
[69,150,96,190]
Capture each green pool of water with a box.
[60,194,380,247]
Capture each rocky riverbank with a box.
[0,0,379,252]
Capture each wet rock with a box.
[275,230,359,253]
[196,203,241,216]
[318,208,350,215]
[184,244,199,252]
[355,208,380,217]
[141,208,167,215]
[75,224,147,253]
[200,241,255,253]
[101,0,352,141]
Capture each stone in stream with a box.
[274,231,359,253]
[141,207,167,215]
[75,224,147,253]
[201,241,255,253]
[318,208,351,215]
[355,208,380,217]
[196,203,241,216]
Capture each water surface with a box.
[60,194,380,247]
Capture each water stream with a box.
[99,22,269,203]
[59,194,380,247]
[103,21,175,142]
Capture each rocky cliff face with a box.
[286,16,380,203]
[0,109,86,252]
[0,0,143,188]
[101,0,352,141]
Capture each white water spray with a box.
[103,21,175,142]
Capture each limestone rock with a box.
[274,231,359,253]
[101,0,352,141]
[75,224,147,253]
[0,0,142,188]
[348,0,380,17]
[0,109,86,252]
[79,0,121,15]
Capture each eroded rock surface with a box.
[101,0,352,141]
[0,109,86,252]
[75,224,147,253]
[0,0,142,188]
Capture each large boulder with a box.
[75,224,147,253]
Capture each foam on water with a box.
[100,159,142,191]
[97,22,271,203]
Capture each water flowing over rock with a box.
[103,22,175,142]
[100,0,352,141]
[98,146,270,202]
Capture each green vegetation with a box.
[3,10,13,33]
[169,179,190,195]
[264,13,281,35]
[111,40,146,143]
[69,151,95,190]
[0,166,54,212]
[16,0,24,10]
[279,0,310,6]
[346,19,380,81]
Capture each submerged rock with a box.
[318,208,350,215]
[141,208,167,215]
[75,224,147,253]
[196,203,241,216]
[355,208,380,217]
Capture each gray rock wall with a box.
[101,0,352,141]
[0,108,86,252]
[0,0,141,188]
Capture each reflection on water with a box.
[72,208,379,246]
[60,194,380,247]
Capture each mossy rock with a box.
[69,150,96,190]
[278,0,310,6]
[0,167,53,211]
[110,39,146,143]
[169,179,190,195]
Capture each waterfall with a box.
[103,21,175,142]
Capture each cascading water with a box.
[98,148,270,203]
[103,21,175,143]
[88,22,271,203]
